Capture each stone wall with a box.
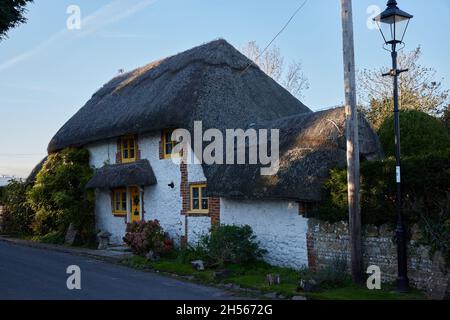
[307,218,449,299]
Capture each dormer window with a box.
[121,136,137,163]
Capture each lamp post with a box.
[374,0,413,293]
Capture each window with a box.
[121,136,136,163]
[162,129,180,159]
[190,184,208,213]
[113,188,127,215]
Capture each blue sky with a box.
[0,0,449,178]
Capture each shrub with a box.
[298,257,350,289]
[318,151,449,227]
[123,220,173,256]
[0,179,34,236]
[27,148,95,243]
[197,225,267,267]
[378,110,450,157]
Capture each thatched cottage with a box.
[48,39,381,269]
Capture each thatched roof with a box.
[48,39,383,202]
[48,39,310,153]
[204,107,383,202]
[86,160,157,189]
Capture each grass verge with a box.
[120,255,426,300]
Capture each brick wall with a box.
[307,218,449,299]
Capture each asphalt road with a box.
[0,240,240,300]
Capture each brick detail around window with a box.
[179,162,220,244]
[180,162,189,215]
[306,232,317,271]
[159,131,165,160]
[209,197,220,226]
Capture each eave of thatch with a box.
[48,39,311,153]
[86,160,157,189]
[204,107,383,202]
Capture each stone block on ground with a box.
[65,223,77,245]
[191,260,205,271]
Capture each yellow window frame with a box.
[162,129,181,159]
[189,183,209,214]
[112,188,127,216]
[121,136,137,163]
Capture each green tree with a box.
[378,110,450,158]
[442,104,450,135]
[27,148,95,241]
[0,179,34,236]
[358,47,449,129]
[0,0,33,40]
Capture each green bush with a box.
[27,148,95,242]
[378,110,450,157]
[299,257,350,289]
[123,220,173,256]
[0,179,34,236]
[318,151,450,227]
[197,225,267,267]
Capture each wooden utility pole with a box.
[340,0,363,284]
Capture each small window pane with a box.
[121,192,127,211]
[192,187,199,198]
[192,199,199,210]
[130,148,135,159]
[123,140,128,149]
[123,149,129,159]
[165,143,172,155]
[201,187,206,198]
[201,199,208,210]
[165,130,172,142]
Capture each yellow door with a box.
[129,187,141,223]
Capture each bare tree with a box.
[242,41,309,99]
[358,46,449,128]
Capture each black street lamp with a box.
[374,0,413,293]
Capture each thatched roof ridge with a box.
[86,160,157,189]
[48,39,311,153]
[204,107,383,201]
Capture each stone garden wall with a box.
[307,218,449,299]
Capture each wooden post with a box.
[340,0,363,284]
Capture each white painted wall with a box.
[220,199,309,269]
[86,133,206,247]
[140,132,184,246]
[87,139,117,168]
[94,190,127,244]
[187,216,211,245]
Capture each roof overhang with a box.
[86,159,157,189]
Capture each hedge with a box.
[318,150,450,227]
